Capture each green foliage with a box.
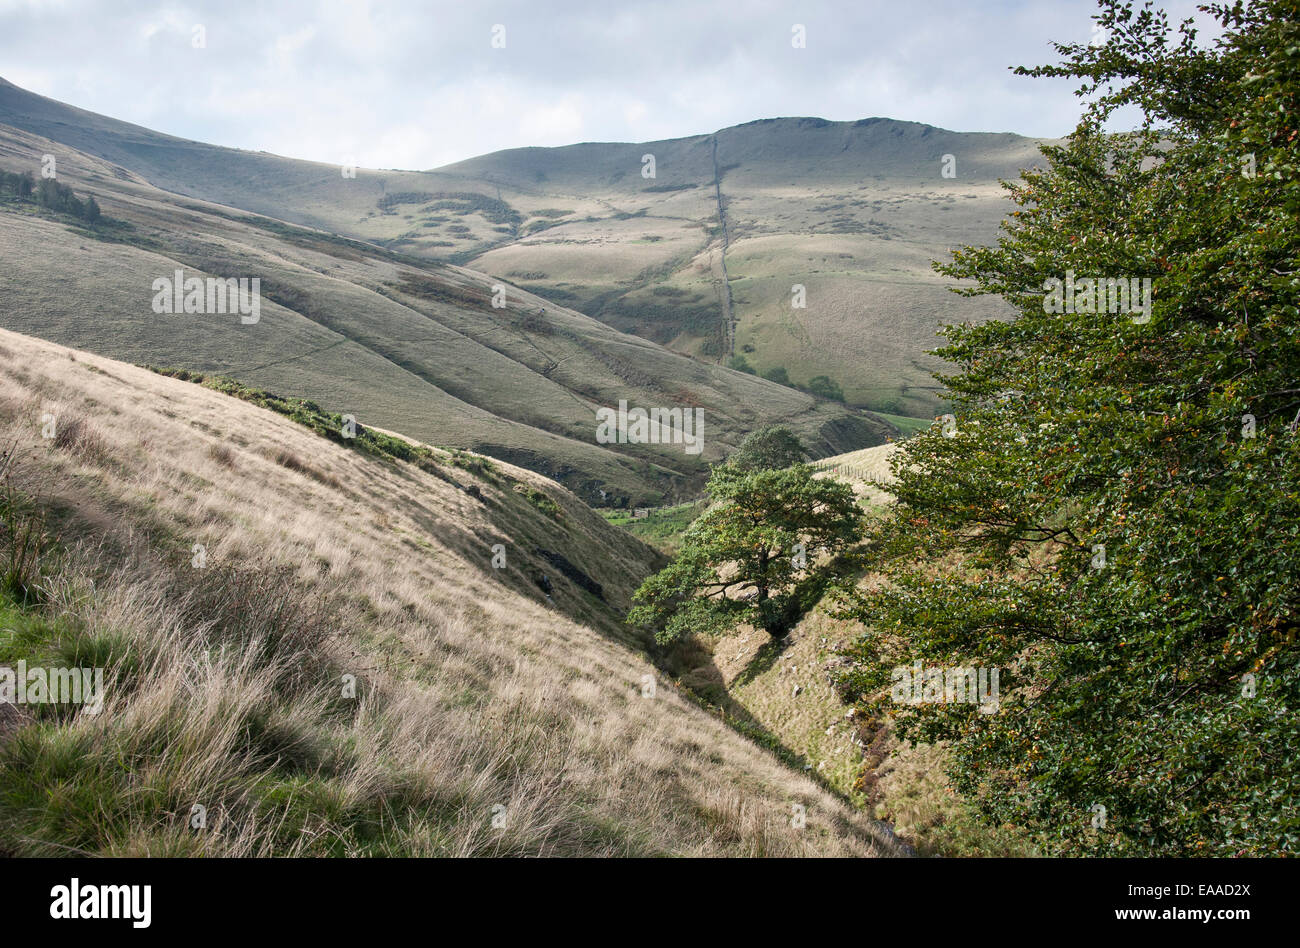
[407,191,522,231]
[0,170,34,198]
[601,502,703,555]
[143,368,494,486]
[1,172,105,227]
[628,464,862,644]
[761,366,791,385]
[835,0,1300,856]
[37,178,80,219]
[807,375,845,402]
[376,190,435,212]
[513,483,562,520]
[726,426,807,472]
[728,354,757,374]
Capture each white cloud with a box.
[518,100,585,144]
[0,0,1221,168]
[269,25,316,71]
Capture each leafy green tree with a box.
[629,464,861,644]
[728,354,756,374]
[836,0,1299,856]
[807,375,845,402]
[34,177,59,209]
[761,366,791,385]
[84,196,101,226]
[726,425,806,471]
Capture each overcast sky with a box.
[0,0,1216,170]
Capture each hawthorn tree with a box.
[726,426,807,472]
[835,0,1299,855]
[628,463,861,644]
[807,375,845,402]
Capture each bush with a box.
[728,355,756,375]
[807,375,845,402]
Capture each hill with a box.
[0,77,1050,420]
[0,82,893,506]
[0,326,901,856]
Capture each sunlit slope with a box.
[0,326,902,856]
[810,442,901,506]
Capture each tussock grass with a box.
[0,329,899,857]
[49,414,110,465]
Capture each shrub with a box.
[761,367,791,386]
[728,355,756,375]
[806,375,845,402]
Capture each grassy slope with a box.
[0,77,1048,420]
[600,502,707,556]
[0,327,901,856]
[0,112,893,507]
[400,119,1045,418]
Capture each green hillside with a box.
[0,95,893,506]
[0,77,1050,420]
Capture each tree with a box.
[35,177,59,209]
[728,354,757,374]
[807,375,845,402]
[835,0,1299,856]
[628,464,862,644]
[84,196,101,226]
[726,425,806,471]
[761,366,790,385]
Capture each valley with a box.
[0,78,899,507]
[0,76,1039,858]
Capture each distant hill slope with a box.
[0,97,892,505]
[0,327,900,856]
[811,442,900,506]
[0,77,1050,418]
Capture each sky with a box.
[0,0,1217,170]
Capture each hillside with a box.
[453,118,1047,418]
[810,442,902,506]
[0,326,901,856]
[0,83,894,506]
[0,77,1049,419]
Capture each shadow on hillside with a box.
[729,634,793,688]
[381,458,643,645]
[670,637,871,814]
[669,639,908,854]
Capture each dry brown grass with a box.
[0,327,900,857]
[48,412,110,466]
[811,442,900,505]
